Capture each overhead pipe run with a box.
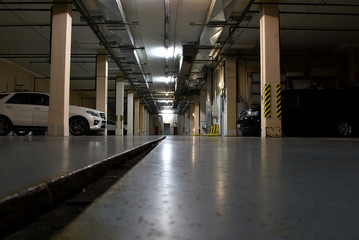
[72,0,157,113]
[187,0,359,97]
[0,1,69,4]
[254,2,359,7]
[207,0,256,71]
[176,0,251,108]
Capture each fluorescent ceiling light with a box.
[161,110,174,114]
[153,76,174,83]
[157,99,173,103]
[150,46,181,59]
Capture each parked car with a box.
[0,92,106,136]
[238,89,359,137]
[237,107,260,136]
[107,120,127,135]
[107,120,116,135]
[282,89,359,137]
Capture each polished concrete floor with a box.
[0,135,163,199]
[50,136,359,240]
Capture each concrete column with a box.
[260,4,282,137]
[190,104,195,135]
[149,114,155,135]
[225,57,237,136]
[347,51,359,88]
[127,92,134,136]
[206,72,213,128]
[115,75,124,136]
[96,50,108,116]
[184,109,190,135]
[238,59,247,102]
[134,98,140,135]
[194,102,200,135]
[143,109,147,135]
[237,59,247,136]
[146,110,149,135]
[145,110,149,135]
[200,89,206,134]
[139,103,144,135]
[48,2,72,137]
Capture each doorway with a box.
[164,123,171,135]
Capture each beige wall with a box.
[0,59,99,111]
[0,59,48,93]
[69,93,96,109]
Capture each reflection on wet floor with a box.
[53,136,359,240]
[0,135,163,199]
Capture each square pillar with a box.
[200,89,206,134]
[238,59,247,103]
[134,98,140,135]
[146,110,150,135]
[194,102,200,135]
[185,109,190,135]
[260,4,282,138]
[115,76,124,136]
[48,2,72,137]
[224,57,237,136]
[96,50,108,116]
[127,92,134,136]
[190,103,195,135]
[96,50,108,136]
[139,103,144,135]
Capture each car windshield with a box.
[0,94,8,100]
[5,93,49,106]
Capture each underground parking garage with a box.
[1,0,359,239]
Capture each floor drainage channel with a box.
[0,136,165,239]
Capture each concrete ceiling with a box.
[1,0,359,113]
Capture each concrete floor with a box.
[50,136,359,240]
[0,135,163,199]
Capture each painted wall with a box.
[0,59,48,93]
[159,113,181,135]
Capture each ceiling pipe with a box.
[0,1,70,4]
[0,8,52,11]
[164,0,170,86]
[72,0,156,113]
[0,53,97,58]
[278,11,359,16]
[201,0,359,77]
[113,0,152,91]
[227,26,359,32]
[207,0,256,71]
[180,101,190,114]
[254,2,359,7]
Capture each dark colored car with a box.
[238,89,359,137]
[237,107,260,136]
[282,89,359,137]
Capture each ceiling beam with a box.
[254,2,359,7]
[71,0,157,113]
[208,0,256,70]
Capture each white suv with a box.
[0,92,106,136]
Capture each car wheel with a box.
[0,116,12,136]
[13,128,31,136]
[69,117,89,136]
[338,122,352,137]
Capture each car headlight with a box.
[86,110,99,117]
[247,110,259,117]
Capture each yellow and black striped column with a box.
[264,84,271,118]
[276,84,282,118]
